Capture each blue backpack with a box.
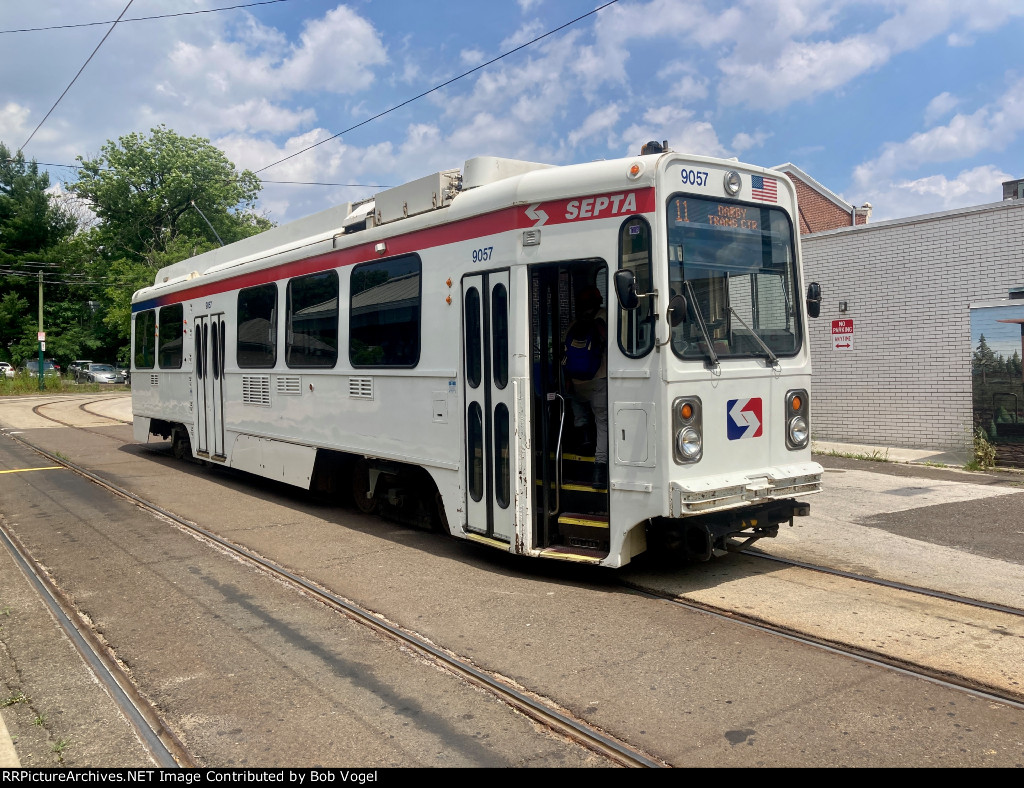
[563,317,606,381]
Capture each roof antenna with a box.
[191,200,224,247]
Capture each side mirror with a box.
[667,294,687,327]
[614,269,640,310]
[806,282,821,319]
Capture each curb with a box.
[0,711,19,767]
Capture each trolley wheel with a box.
[351,459,378,514]
[171,426,192,461]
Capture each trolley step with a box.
[557,512,610,553]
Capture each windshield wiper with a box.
[683,281,719,369]
[727,306,779,367]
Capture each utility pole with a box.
[38,270,45,391]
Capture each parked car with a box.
[23,359,58,378]
[78,363,121,384]
[0,361,15,380]
[68,360,93,379]
[115,364,130,384]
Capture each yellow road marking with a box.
[0,466,63,474]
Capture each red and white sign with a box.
[831,319,854,350]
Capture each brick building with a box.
[797,193,1024,454]
[772,163,872,234]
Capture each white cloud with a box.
[460,48,485,66]
[854,74,1024,187]
[619,105,726,159]
[924,92,959,126]
[569,105,621,147]
[732,130,770,154]
[0,103,32,146]
[860,164,1011,221]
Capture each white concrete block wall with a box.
[801,199,1024,451]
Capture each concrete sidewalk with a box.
[0,712,19,767]
[812,440,971,468]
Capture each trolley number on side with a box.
[472,246,494,263]
[681,169,709,187]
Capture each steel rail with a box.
[2,429,664,769]
[623,582,1024,711]
[0,522,193,767]
[739,549,1024,618]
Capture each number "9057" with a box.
[680,169,709,186]
[472,247,494,263]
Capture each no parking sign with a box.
[831,319,854,350]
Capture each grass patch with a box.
[2,692,30,707]
[0,374,129,396]
[814,447,891,462]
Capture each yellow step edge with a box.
[557,515,610,528]
[538,549,604,564]
[464,531,511,550]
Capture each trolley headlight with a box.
[785,389,809,450]
[724,170,742,196]
[672,396,703,464]
[676,427,702,460]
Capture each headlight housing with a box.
[785,390,809,450]
[672,396,703,463]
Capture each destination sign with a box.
[672,197,763,231]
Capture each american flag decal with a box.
[751,175,777,203]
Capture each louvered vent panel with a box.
[349,377,373,399]
[150,374,159,385]
[276,376,302,396]
[242,375,271,407]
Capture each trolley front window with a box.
[667,196,800,361]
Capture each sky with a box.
[2,0,1023,227]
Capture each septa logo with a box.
[727,398,763,440]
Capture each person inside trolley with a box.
[564,285,608,490]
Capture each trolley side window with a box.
[286,270,339,368]
[134,309,156,369]
[349,254,421,367]
[618,216,655,357]
[237,283,277,368]
[157,304,184,369]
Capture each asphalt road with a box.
[1,393,1023,768]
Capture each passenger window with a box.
[134,310,156,369]
[287,271,339,368]
[465,287,482,389]
[349,255,421,367]
[238,284,277,368]
[158,304,184,369]
[491,283,509,390]
[618,217,655,358]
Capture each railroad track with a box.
[4,406,1024,762]
[0,428,664,769]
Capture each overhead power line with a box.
[253,0,622,174]
[19,1,136,153]
[0,0,295,35]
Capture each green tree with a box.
[69,125,269,260]
[973,334,998,384]
[0,143,76,255]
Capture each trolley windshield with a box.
[666,196,800,361]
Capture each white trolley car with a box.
[131,143,824,567]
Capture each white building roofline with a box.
[771,162,854,212]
